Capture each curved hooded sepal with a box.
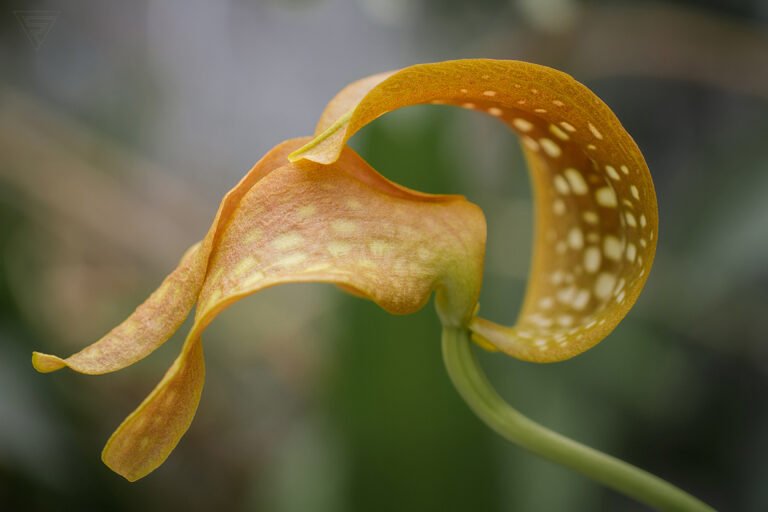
[290,59,657,362]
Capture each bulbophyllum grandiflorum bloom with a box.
[33,140,486,481]
[33,60,715,511]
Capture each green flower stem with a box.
[441,327,716,512]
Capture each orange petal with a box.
[101,333,204,482]
[31,139,307,375]
[100,143,486,480]
[290,59,657,362]
[32,242,201,374]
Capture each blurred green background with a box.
[1,0,766,510]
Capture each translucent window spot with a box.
[595,187,618,207]
[554,175,570,195]
[588,122,604,140]
[539,138,562,158]
[568,228,584,250]
[513,118,534,132]
[603,235,623,261]
[594,272,617,300]
[605,166,621,181]
[564,168,589,195]
[272,232,304,251]
[583,247,601,273]
[550,124,570,140]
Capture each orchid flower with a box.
[33,60,714,511]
